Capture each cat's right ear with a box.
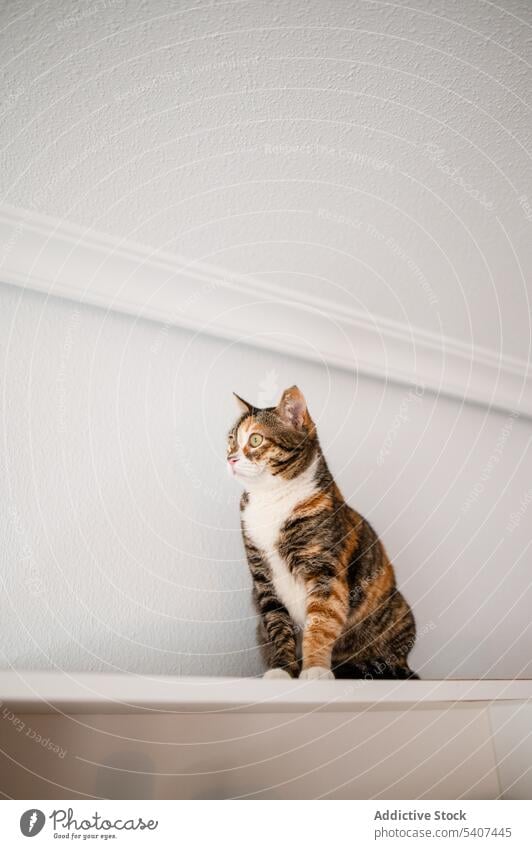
[233,392,253,415]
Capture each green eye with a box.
[249,433,263,448]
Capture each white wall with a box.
[0,0,530,679]
[1,281,531,679]
[0,0,531,361]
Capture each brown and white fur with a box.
[227,386,418,681]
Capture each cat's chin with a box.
[231,471,260,488]
[227,465,256,485]
[234,470,271,490]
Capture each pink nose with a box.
[228,456,239,465]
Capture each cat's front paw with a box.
[263,668,292,680]
[299,666,335,681]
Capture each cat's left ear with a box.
[276,385,309,429]
[233,392,253,415]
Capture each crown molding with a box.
[0,203,530,418]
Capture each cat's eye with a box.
[249,433,263,448]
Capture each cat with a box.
[227,385,418,680]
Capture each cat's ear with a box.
[233,392,253,415]
[276,385,309,429]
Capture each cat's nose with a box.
[227,455,239,465]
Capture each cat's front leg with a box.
[300,576,348,680]
[255,595,300,678]
[246,541,299,678]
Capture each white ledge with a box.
[0,671,530,715]
[0,204,530,418]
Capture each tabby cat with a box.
[227,386,418,680]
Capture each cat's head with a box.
[226,385,317,487]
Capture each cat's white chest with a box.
[242,466,317,627]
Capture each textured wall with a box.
[1,1,531,679]
[0,0,531,361]
[1,282,531,679]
